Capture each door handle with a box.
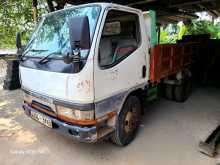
[142,65,146,78]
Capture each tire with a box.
[3,81,21,90]
[6,67,19,73]
[6,64,19,70]
[5,75,20,81]
[6,61,19,67]
[174,79,192,102]
[165,84,174,100]
[111,96,141,146]
[6,70,19,78]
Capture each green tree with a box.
[160,19,220,44]
[160,24,179,44]
[186,20,220,39]
[0,0,47,48]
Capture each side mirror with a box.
[16,32,22,49]
[69,16,91,51]
[16,32,25,58]
[63,16,90,72]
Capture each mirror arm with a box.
[72,50,80,61]
[71,41,82,73]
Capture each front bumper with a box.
[23,104,98,143]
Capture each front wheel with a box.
[111,96,141,146]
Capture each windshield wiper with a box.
[21,49,49,62]
[29,49,48,52]
[39,51,62,64]
[22,49,49,59]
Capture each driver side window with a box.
[98,10,141,69]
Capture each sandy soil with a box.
[0,86,220,165]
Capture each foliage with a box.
[160,24,179,44]
[160,19,220,44]
[186,20,220,39]
[0,0,47,48]
[0,1,220,47]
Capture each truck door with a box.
[94,9,149,110]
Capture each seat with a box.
[113,38,138,62]
[99,38,113,66]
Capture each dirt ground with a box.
[0,83,220,165]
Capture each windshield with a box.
[23,5,101,58]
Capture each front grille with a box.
[32,100,55,114]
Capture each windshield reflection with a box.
[24,5,101,58]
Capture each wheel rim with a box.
[124,109,137,134]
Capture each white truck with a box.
[18,3,193,146]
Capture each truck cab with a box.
[20,3,157,145]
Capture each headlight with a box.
[23,92,32,104]
[56,105,95,121]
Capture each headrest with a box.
[103,21,121,36]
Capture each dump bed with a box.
[149,43,194,83]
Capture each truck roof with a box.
[51,0,220,23]
[44,3,142,17]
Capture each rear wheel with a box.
[174,79,192,102]
[165,84,174,100]
[111,96,141,146]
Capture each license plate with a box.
[30,111,52,128]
